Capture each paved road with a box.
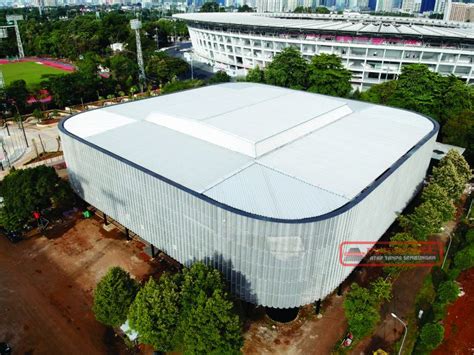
[1,120,61,179]
[162,41,215,81]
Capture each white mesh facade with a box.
[60,97,437,307]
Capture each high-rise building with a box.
[444,0,474,21]
[376,0,393,11]
[420,0,436,11]
[368,0,377,10]
[434,0,447,12]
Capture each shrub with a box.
[419,322,445,351]
[454,244,474,271]
[343,284,380,339]
[436,280,460,304]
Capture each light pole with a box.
[391,312,407,355]
[130,19,146,93]
[442,233,453,269]
[6,15,24,58]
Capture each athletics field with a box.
[0,59,74,87]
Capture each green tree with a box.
[209,70,231,84]
[237,4,253,11]
[418,322,444,351]
[431,160,466,201]
[293,6,313,13]
[200,2,221,12]
[146,53,189,86]
[421,183,455,222]
[387,64,440,117]
[370,278,392,302]
[442,110,474,165]
[5,80,30,114]
[161,79,205,95]
[0,166,75,231]
[343,284,380,339]
[434,75,473,124]
[178,262,243,354]
[246,66,265,83]
[307,54,352,97]
[107,53,139,91]
[454,244,474,271]
[384,233,418,276]
[181,288,243,354]
[264,47,308,90]
[128,275,181,352]
[399,201,443,240]
[315,6,330,13]
[439,149,472,184]
[436,280,460,304]
[360,80,398,105]
[93,267,139,327]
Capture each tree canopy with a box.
[200,2,222,12]
[146,52,189,86]
[360,65,474,164]
[0,166,75,231]
[93,267,140,327]
[418,323,445,351]
[307,53,352,97]
[209,71,231,84]
[128,275,181,352]
[264,47,309,90]
[126,262,243,353]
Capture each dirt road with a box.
[0,216,156,355]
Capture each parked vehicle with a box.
[0,342,12,355]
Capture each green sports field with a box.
[0,61,67,87]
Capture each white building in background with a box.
[444,0,474,22]
[402,0,422,13]
[257,0,283,11]
[376,0,394,12]
[175,12,474,90]
[60,83,438,308]
[434,0,447,13]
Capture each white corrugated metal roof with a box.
[64,83,435,219]
[174,13,474,40]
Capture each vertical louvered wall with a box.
[61,131,436,308]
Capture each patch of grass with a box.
[393,313,419,355]
[0,61,67,87]
[416,274,436,311]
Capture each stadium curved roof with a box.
[62,83,437,220]
[174,13,474,40]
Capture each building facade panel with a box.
[60,116,436,308]
[180,13,474,90]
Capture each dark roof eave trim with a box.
[58,84,439,224]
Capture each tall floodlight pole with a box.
[130,19,145,93]
[38,0,44,16]
[0,70,5,89]
[6,15,25,59]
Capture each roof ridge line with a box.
[254,162,350,201]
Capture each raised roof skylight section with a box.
[145,90,352,158]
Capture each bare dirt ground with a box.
[242,295,347,355]
[433,268,474,355]
[0,214,160,355]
